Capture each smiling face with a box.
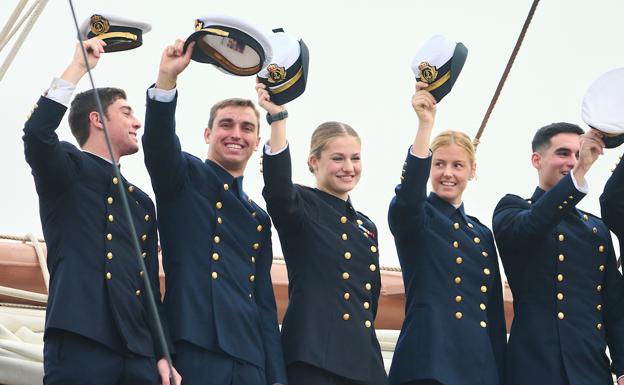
[105,97,141,157]
[532,132,580,191]
[309,135,362,200]
[430,143,475,205]
[205,105,260,176]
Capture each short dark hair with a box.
[207,98,260,132]
[531,122,584,152]
[68,87,127,147]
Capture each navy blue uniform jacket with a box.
[388,153,506,385]
[601,155,624,259]
[262,147,388,385]
[23,96,165,358]
[493,173,624,385]
[142,93,286,384]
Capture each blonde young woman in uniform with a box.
[387,82,506,385]
[256,83,388,385]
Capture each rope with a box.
[26,233,49,292]
[0,0,28,48]
[272,255,403,273]
[0,286,47,304]
[0,234,44,243]
[473,0,540,148]
[0,0,40,52]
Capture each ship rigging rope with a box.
[473,0,540,148]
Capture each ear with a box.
[89,111,103,131]
[204,127,211,144]
[531,152,541,170]
[469,163,477,180]
[252,135,260,152]
[308,154,318,173]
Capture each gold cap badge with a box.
[90,15,110,35]
[267,63,287,84]
[418,61,438,83]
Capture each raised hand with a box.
[60,38,106,84]
[412,81,437,126]
[156,39,195,90]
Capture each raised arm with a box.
[388,82,436,239]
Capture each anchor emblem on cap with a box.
[418,61,438,83]
[90,15,110,35]
[267,64,287,84]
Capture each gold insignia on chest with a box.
[418,61,438,83]
[266,64,287,84]
[90,15,110,35]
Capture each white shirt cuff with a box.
[570,169,589,194]
[45,77,76,107]
[264,142,289,156]
[408,145,432,159]
[147,86,177,102]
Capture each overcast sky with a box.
[1,0,623,268]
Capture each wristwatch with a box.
[266,110,289,124]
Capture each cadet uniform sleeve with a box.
[600,154,624,238]
[388,150,431,239]
[493,174,586,249]
[23,96,77,196]
[254,224,288,385]
[262,145,306,236]
[486,242,507,382]
[602,236,624,376]
[142,89,188,198]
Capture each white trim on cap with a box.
[79,13,152,38]
[195,14,272,68]
[582,68,624,135]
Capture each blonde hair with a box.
[308,121,361,173]
[431,130,476,167]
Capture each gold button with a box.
[212,252,219,261]
[597,304,602,311]
[453,241,459,248]
[557,274,564,282]
[135,289,141,296]
[251,256,256,263]
[141,234,147,241]
[106,233,112,241]
[341,233,348,241]
[455,295,462,303]
[557,292,564,300]
[141,252,147,258]
[473,237,481,244]
[107,196,113,204]
[599,265,605,272]
[213,236,220,243]
[558,312,565,320]
[592,227,598,234]
[480,285,488,293]
[343,313,350,321]
[144,214,150,222]
[217,217,223,224]
[597,323,603,330]
[369,264,376,272]
[365,283,372,291]
[569,195,574,200]
[455,312,463,320]
[563,201,568,205]
[106,252,113,260]
[583,214,589,221]
[216,201,222,209]
[112,177,118,185]
[480,303,486,311]
[558,234,565,241]
[558,254,565,262]
[249,275,255,282]
[558,206,563,210]
[597,284,602,292]
[454,276,462,284]
[482,251,489,257]
[223,183,229,191]
[127,185,134,193]
[342,272,350,280]
[108,214,114,222]
[400,176,405,181]
[344,292,350,300]
[453,222,460,230]
[211,272,218,279]
[364,320,372,328]
[139,270,144,277]
[467,223,474,229]
[480,321,487,328]
[253,243,260,250]
[598,245,605,253]
[106,272,112,280]
[483,268,491,275]
[371,245,377,253]
[363,302,370,310]
[256,225,263,232]
[252,212,257,217]
[456,257,463,264]
[356,219,364,226]
[344,251,352,260]
[340,216,347,224]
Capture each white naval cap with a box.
[582,68,624,148]
[183,14,272,77]
[411,35,467,102]
[79,13,151,52]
